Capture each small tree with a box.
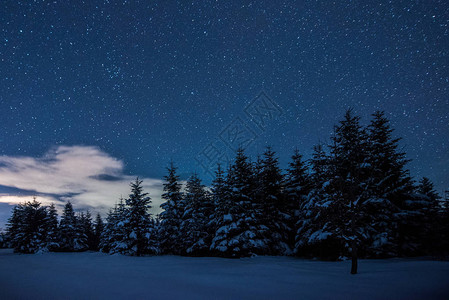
[93,213,104,251]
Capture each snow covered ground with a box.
[0,249,448,300]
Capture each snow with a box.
[222,214,232,221]
[0,249,448,299]
[309,229,332,243]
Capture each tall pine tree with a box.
[211,148,269,257]
[123,178,157,255]
[258,146,287,254]
[159,162,184,254]
[284,148,311,253]
[59,201,87,252]
[181,173,212,255]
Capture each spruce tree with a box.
[295,143,334,258]
[94,213,104,251]
[45,203,59,251]
[7,199,48,253]
[367,111,414,257]
[79,211,95,250]
[296,110,371,269]
[123,178,156,255]
[284,148,311,253]
[100,206,119,253]
[367,111,413,201]
[210,164,228,236]
[211,148,268,257]
[406,177,442,255]
[108,198,128,254]
[159,162,184,254]
[329,109,372,273]
[59,201,87,251]
[181,173,212,255]
[258,146,287,254]
[6,206,21,250]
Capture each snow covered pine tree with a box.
[159,162,184,254]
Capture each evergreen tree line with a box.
[4,110,449,258]
[2,198,103,253]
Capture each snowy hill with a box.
[0,249,448,299]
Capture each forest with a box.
[2,110,448,267]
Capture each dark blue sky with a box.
[0,1,448,222]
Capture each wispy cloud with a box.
[0,146,165,219]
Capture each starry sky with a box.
[0,1,448,227]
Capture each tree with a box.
[367,111,413,201]
[6,206,21,250]
[295,110,371,271]
[406,177,441,255]
[295,143,335,258]
[159,162,184,254]
[123,178,157,256]
[93,213,104,251]
[79,211,95,250]
[59,201,87,251]
[181,173,212,255]
[211,148,269,257]
[257,146,287,254]
[210,164,229,238]
[6,198,48,253]
[101,202,123,253]
[44,203,59,251]
[330,109,372,274]
[284,148,312,253]
[367,111,414,257]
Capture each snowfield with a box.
[0,249,448,300]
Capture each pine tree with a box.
[404,177,442,255]
[93,213,104,251]
[44,203,59,251]
[417,177,441,204]
[6,206,21,250]
[159,162,184,254]
[284,148,311,254]
[211,148,269,257]
[367,111,413,201]
[367,111,414,257]
[330,109,372,273]
[7,199,48,253]
[100,206,118,253]
[295,143,334,258]
[123,178,156,256]
[59,201,87,251]
[210,164,229,237]
[79,211,95,250]
[107,198,128,254]
[181,173,212,255]
[297,110,371,270]
[258,146,287,254]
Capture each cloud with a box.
[0,146,165,220]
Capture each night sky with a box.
[0,1,448,227]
